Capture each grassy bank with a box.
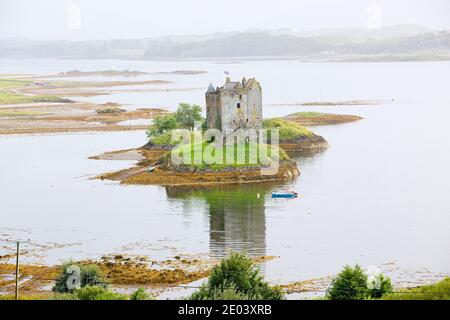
[0,78,31,89]
[382,278,450,300]
[0,110,45,117]
[169,138,289,170]
[263,118,314,142]
[0,77,72,105]
[0,92,70,104]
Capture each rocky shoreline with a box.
[279,134,329,152]
[96,149,300,186]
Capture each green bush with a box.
[368,273,393,299]
[75,286,128,300]
[191,284,253,300]
[382,277,450,300]
[326,265,393,300]
[53,261,108,293]
[96,107,126,114]
[190,252,284,300]
[146,103,204,145]
[326,265,369,300]
[130,288,153,300]
[147,114,177,138]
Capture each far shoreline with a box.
[2,55,450,63]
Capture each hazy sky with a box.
[1,0,449,40]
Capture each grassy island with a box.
[0,78,70,104]
[263,118,328,152]
[283,111,363,126]
[165,137,289,171]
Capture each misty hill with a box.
[1,25,449,61]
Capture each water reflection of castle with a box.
[165,184,276,258]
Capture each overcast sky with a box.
[1,0,449,40]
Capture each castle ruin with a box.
[205,77,262,135]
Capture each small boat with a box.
[146,166,156,173]
[271,191,298,198]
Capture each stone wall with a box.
[206,78,263,135]
[205,92,221,130]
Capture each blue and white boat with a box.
[271,191,298,198]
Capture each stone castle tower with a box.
[205,77,262,134]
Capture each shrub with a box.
[56,286,154,301]
[191,284,253,300]
[147,114,177,138]
[96,107,126,114]
[212,286,253,300]
[326,265,369,300]
[130,288,153,300]
[75,286,128,300]
[53,261,108,293]
[368,273,393,299]
[326,265,394,300]
[190,252,284,300]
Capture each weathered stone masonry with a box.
[205,77,263,135]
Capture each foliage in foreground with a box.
[53,261,108,293]
[382,277,450,300]
[189,252,284,300]
[368,273,393,299]
[53,287,152,300]
[326,265,392,300]
[74,285,128,300]
[0,286,153,300]
[130,287,153,300]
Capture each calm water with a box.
[0,59,449,288]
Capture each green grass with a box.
[151,131,180,146]
[382,278,450,300]
[0,294,52,300]
[170,133,288,169]
[0,78,31,89]
[263,118,314,142]
[0,92,70,105]
[0,77,72,105]
[0,110,44,117]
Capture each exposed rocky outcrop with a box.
[280,133,329,152]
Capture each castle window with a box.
[237,102,241,109]
[246,118,248,122]
[239,94,242,100]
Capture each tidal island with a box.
[93,78,329,186]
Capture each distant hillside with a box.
[1,25,449,61]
